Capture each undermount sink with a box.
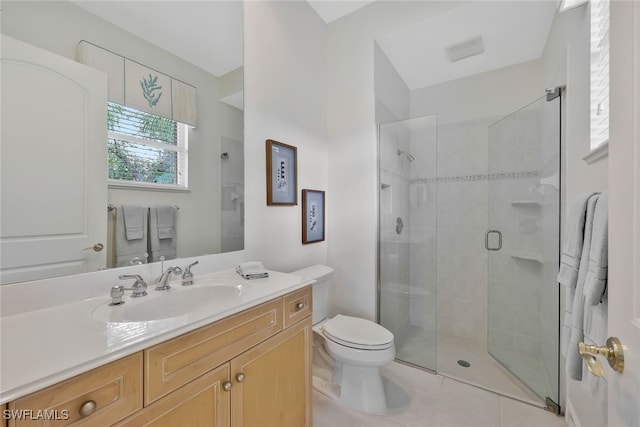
[92,283,244,323]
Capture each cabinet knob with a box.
[296,302,305,311]
[223,381,232,391]
[235,373,245,383]
[78,400,97,417]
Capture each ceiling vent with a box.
[445,35,484,62]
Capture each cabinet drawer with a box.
[283,286,312,328]
[8,353,142,427]
[145,298,282,405]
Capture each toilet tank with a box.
[291,265,334,325]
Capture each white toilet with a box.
[292,265,395,415]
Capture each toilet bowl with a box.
[292,265,396,415]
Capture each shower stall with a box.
[378,91,561,408]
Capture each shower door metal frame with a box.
[486,87,563,413]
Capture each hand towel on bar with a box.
[149,206,177,261]
[584,193,608,306]
[236,261,269,280]
[559,193,597,357]
[558,192,598,289]
[566,194,599,381]
[122,205,145,240]
[115,206,148,267]
[156,205,176,239]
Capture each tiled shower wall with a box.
[421,117,496,349]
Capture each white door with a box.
[0,36,107,284]
[608,2,640,426]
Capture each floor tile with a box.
[500,397,568,427]
[438,377,501,422]
[312,362,568,427]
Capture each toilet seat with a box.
[322,314,394,350]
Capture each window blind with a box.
[108,102,188,187]
[590,0,609,149]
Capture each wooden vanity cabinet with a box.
[5,286,312,427]
[7,353,143,427]
[115,363,231,427]
[230,318,311,426]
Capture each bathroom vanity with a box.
[0,270,312,426]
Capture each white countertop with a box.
[0,268,310,404]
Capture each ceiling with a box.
[73,0,557,90]
[307,0,375,23]
[375,1,557,89]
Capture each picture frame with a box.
[266,139,298,205]
[302,189,325,244]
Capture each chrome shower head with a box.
[397,149,415,162]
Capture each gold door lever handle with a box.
[83,243,104,252]
[578,337,624,376]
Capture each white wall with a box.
[243,1,328,272]
[2,0,243,260]
[326,1,464,321]
[541,4,609,425]
[374,42,410,124]
[411,60,542,124]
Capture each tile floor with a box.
[313,362,568,427]
[395,325,551,405]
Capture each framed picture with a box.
[302,189,325,244]
[266,139,297,205]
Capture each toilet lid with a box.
[322,315,394,350]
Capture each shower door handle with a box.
[485,230,502,251]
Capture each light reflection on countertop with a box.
[0,269,309,404]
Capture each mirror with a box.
[1,1,243,284]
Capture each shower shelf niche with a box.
[510,252,544,264]
[510,200,542,207]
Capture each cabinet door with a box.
[230,318,311,427]
[116,363,230,427]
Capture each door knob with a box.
[222,381,232,391]
[578,337,624,376]
[83,243,104,252]
[235,373,245,383]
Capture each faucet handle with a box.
[110,285,125,305]
[182,261,199,286]
[118,274,148,297]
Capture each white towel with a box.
[236,261,269,280]
[115,206,148,267]
[559,193,597,358]
[149,206,177,261]
[156,205,176,239]
[122,205,144,240]
[566,194,599,381]
[558,193,598,289]
[584,193,608,306]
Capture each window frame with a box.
[107,103,190,191]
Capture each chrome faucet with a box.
[109,274,148,305]
[118,274,148,297]
[181,261,199,286]
[155,266,183,290]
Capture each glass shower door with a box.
[487,93,561,405]
[378,115,438,371]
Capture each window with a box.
[590,0,609,150]
[107,102,189,189]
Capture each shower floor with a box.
[395,325,547,406]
